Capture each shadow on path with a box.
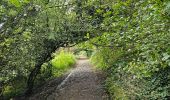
[29,59,109,100]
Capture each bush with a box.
[51,50,76,77]
[3,77,27,99]
[34,50,76,90]
[90,48,123,70]
[91,47,170,100]
[90,0,170,98]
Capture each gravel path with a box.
[46,59,109,100]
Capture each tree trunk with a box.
[25,51,53,95]
[25,63,42,95]
[25,45,56,95]
[0,82,4,100]
[25,39,62,96]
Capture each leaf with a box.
[9,0,21,7]
[162,53,170,61]
[9,9,18,16]
[85,33,90,39]
[164,1,170,15]
[23,0,30,3]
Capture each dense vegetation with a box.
[89,0,170,99]
[0,0,87,99]
[51,50,76,77]
[2,50,75,99]
[0,0,170,99]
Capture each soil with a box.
[27,59,109,100]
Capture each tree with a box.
[0,0,95,97]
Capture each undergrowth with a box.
[51,50,76,77]
[3,50,76,99]
[91,48,170,100]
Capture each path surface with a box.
[28,59,109,100]
[47,59,108,100]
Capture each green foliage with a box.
[35,50,76,87]
[9,0,21,7]
[91,48,123,70]
[3,77,27,99]
[89,0,170,99]
[51,50,76,76]
[2,50,76,99]
[1,0,90,97]
[104,66,170,100]
[74,41,94,58]
[0,0,170,99]
[105,78,128,100]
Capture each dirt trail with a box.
[28,59,108,100]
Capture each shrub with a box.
[51,50,76,77]
[91,47,170,100]
[35,50,76,89]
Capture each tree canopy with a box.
[0,0,170,99]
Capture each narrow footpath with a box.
[29,59,109,100]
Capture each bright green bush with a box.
[51,50,76,76]
[32,50,76,94]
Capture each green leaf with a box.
[162,53,170,61]
[9,0,21,7]
[23,0,30,3]
[164,1,170,15]
[9,9,18,16]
